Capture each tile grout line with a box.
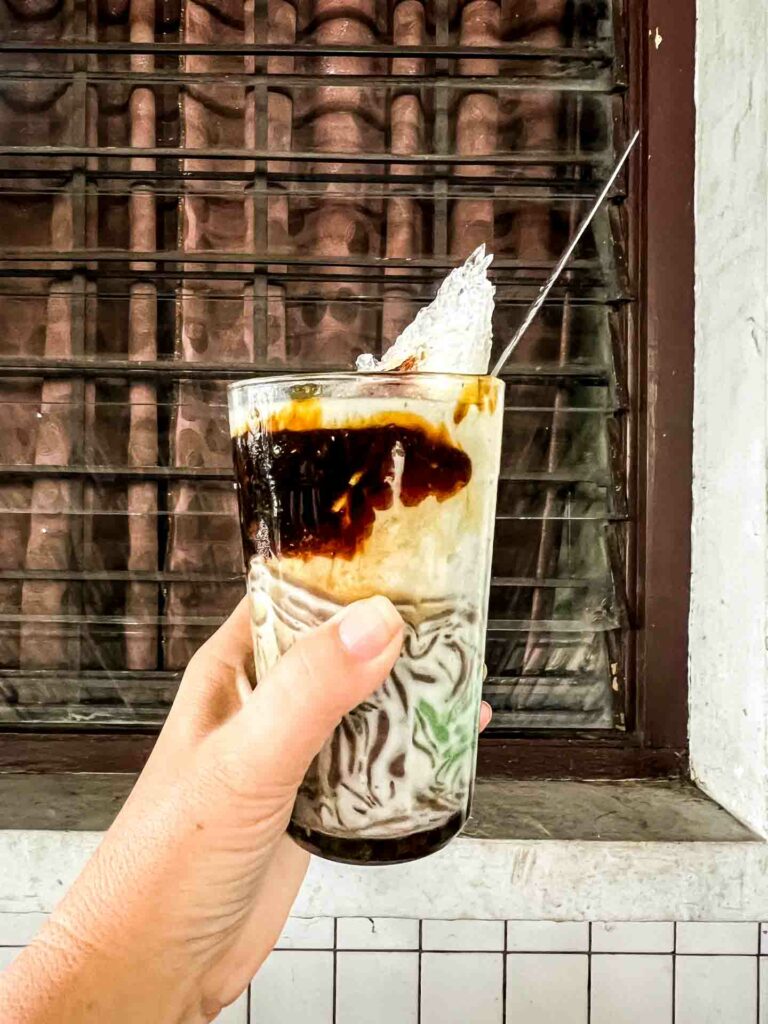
[502,921,507,1024]
[332,918,338,1024]
[757,922,761,1024]
[417,919,422,1024]
[279,946,638,954]
[272,946,768,957]
[672,921,677,1024]
[587,922,593,1024]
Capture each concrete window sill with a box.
[1,774,765,922]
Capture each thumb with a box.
[226,595,403,790]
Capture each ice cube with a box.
[356,245,495,375]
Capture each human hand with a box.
[1,595,491,1024]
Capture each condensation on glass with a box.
[0,0,631,733]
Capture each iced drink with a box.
[229,372,503,864]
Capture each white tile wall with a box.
[506,953,588,1024]
[422,919,505,951]
[275,916,335,950]
[590,954,673,1024]
[676,922,759,955]
[0,912,48,945]
[336,917,419,950]
[506,921,589,952]
[421,952,504,1024]
[592,921,674,953]
[249,950,333,1024]
[336,951,418,1024]
[676,956,757,1024]
[0,915,765,1023]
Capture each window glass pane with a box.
[0,0,629,732]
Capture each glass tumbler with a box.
[229,372,504,864]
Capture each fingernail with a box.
[338,596,403,660]
[479,701,493,731]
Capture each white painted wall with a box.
[689,0,768,836]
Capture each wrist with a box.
[1,918,201,1024]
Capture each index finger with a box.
[193,594,253,673]
[161,595,254,745]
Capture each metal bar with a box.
[0,284,618,303]
[0,41,610,59]
[0,465,611,484]
[0,145,609,165]
[21,398,604,414]
[16,0,89,673]
[75,0,99,673]
[1,170,620,195]
[0,612,616,631]
[0,569,243,583]
[0,273,611,292]
[0,356,611,382]
[0,283,616,304]
[0,466,234,480]
[0,70,615,91]
[485,673,608,684]
[249,0,270,363]
[0,249,602,269]
[0,508,624,521]
[0,613,225,626]
[0,271,617,298]
[0,669,181,681]
[0,569,610,586]
[0,179,621,201]
[124,0,163,673]
[486,620,618,633]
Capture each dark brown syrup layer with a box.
[232,412,472,562]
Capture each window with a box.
[0,0,693,777]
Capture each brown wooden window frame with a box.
[0,0,695,779]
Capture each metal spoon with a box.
[491,129,640,377]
